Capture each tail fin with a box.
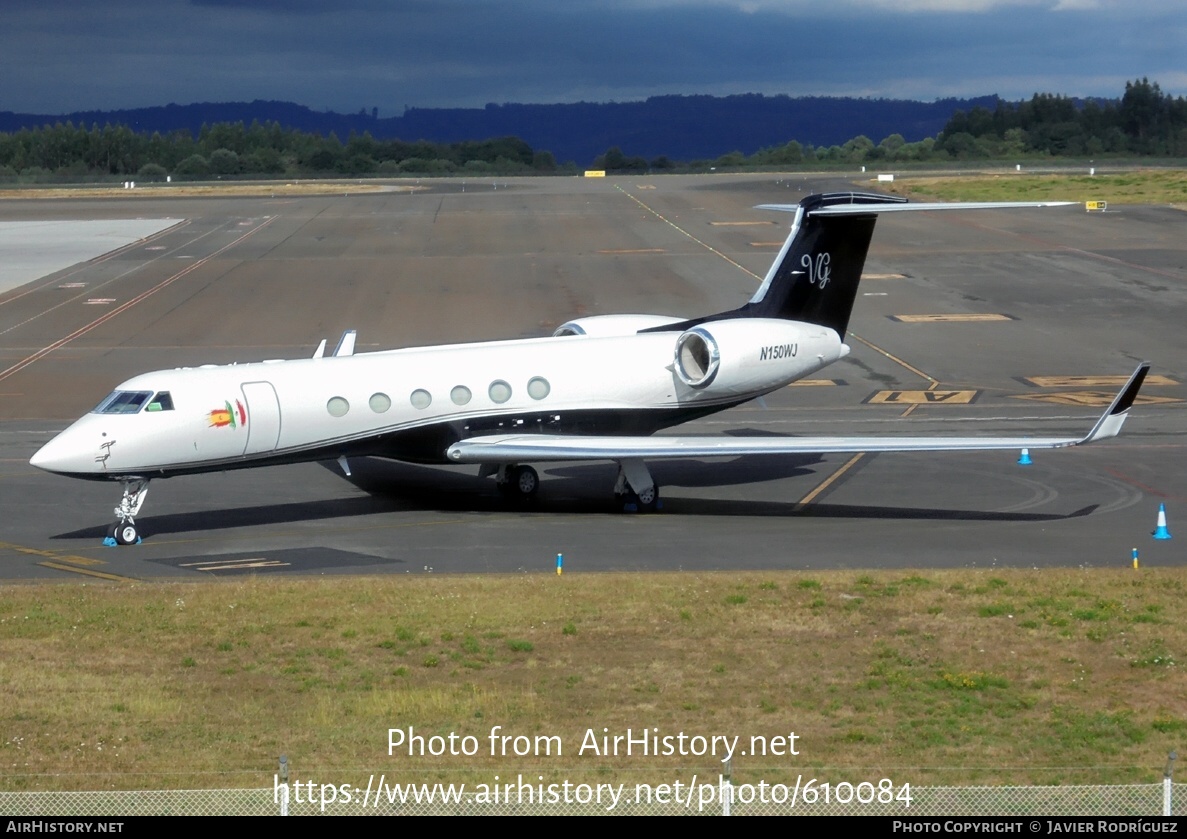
[641,192,903,340]
[639,193,1076,339]
[742,192,904,339]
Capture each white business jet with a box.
[30,193,1149,545]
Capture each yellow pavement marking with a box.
[898,380,942,418]
[796,454,865,508]
[891,313,1014,323]
[36,562,137,582]
[1024,374,1178,388]
[709,221,776,226]
[49,554,104,567]
[596,248,666,254]
[0,541,104,566]
[749,242,785,247]
[787,378,844,387]
[862,273,906,280]
[1011,391,1183,407]
[867,390,980,405]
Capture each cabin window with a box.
[451,385,472,406]
[327,396,350,417]
[369,392,392,413]
[145,392,174,412]
[527,377,550,400]
[92,390,152,414]
[410,389,432,409]
[488,380,512,404]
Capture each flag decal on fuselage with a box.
[208,400,247,429]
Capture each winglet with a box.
[312,339,327,359]
[1077,363,1150,444]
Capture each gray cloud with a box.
[2,0,1182,115]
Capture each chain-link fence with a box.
[1,782,1183,816]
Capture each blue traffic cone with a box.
[1017,448,1032,466]
[1153,503,1172,540]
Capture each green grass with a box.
[884,168,1187,205]
[0,569,1183,791]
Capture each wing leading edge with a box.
[446,364,1149,464]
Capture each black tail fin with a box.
[740,192,904,338]
[640,192,1073,340]
[643,192,904,340]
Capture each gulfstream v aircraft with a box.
[30,193,1149,545]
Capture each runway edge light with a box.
[556,553,563,575]
[1153,504,1172,540]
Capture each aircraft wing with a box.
[446,363,1148,464]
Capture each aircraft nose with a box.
[30,425,103,476]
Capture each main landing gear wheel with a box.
[617,486,661,514]
[512,465,539,498]
[496,464,539,501]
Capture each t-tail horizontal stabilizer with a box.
[754,199,1080,216]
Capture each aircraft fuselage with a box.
[31,321,845,481]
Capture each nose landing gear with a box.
[104,478,150,546]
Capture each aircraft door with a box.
[240,381,282,455]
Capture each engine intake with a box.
[671,319,845,397]
[674,327,720,388]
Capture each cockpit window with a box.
[92,390,153,414]
[145,392,174,412]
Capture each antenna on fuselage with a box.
[333,330,357,357]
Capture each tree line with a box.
[600,79,1186,172]
[935,78,1187,158]
[0,79,1181,182]
[0,121,559,181]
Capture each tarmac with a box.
[0,173,1183,581]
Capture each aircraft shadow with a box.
[54,495,414,541]
[52,455,1100,540]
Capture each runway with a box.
[0,174,1183,581]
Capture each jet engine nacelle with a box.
[553,314,686,337]
[673,318,846,396]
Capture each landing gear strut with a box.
[482,459,662,513]
[104,478,149,546]
[614,459,662,513]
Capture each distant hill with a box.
[0,94,1000,165]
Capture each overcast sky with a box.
[5,0,1184,115]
